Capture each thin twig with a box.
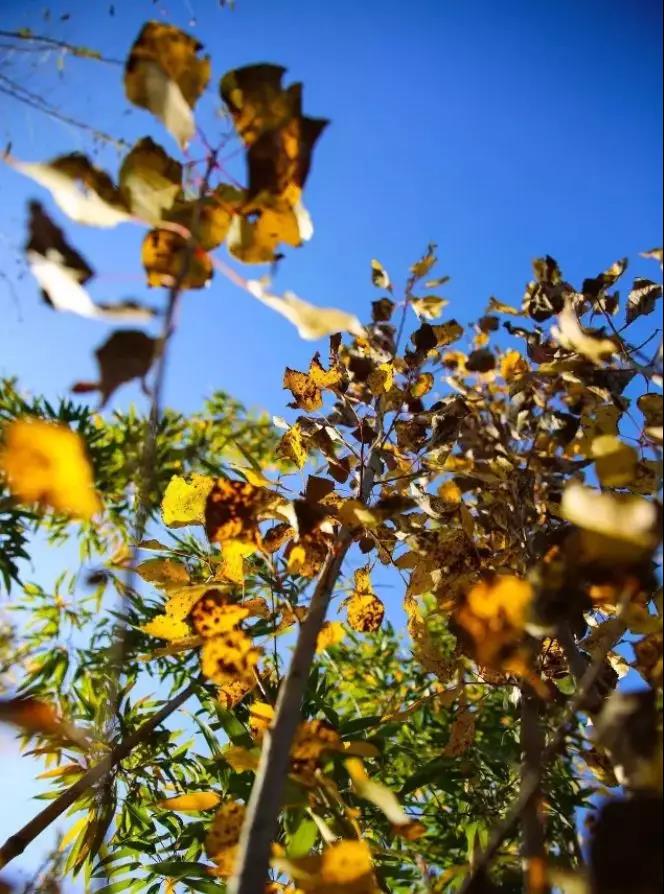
[0,76,130,149]
[0,29,122,65]
[0,680,198,869]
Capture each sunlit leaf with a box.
[136,557,189,588]
[317,621,347,653]
[283,356,341,411]
[125,21,210,147]
[119,136,183,224]
[562,483,661,563]
[161,474,215,527]
[200,628,261,686]
[626,277,663,326]
[346,758,411,826]
[7,153,130,227]
[552,300,617,363]
[247,280,364,340]
[370,259,391,290]
[156,792,221,812]
[591,435,638,487]
[0,418,101,519]
[142,228,213,289]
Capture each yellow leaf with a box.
[552,300,617,363]
[156,791,221,812]
[370,258,390,290]
[341,740,381,759]
[216,541,256,584]
[411,295,448,319]
[346,568,384,633]
[142,228,212,289]
[499,349,529,381]
[317,621,347,653]
[220,64,299,147]
[0,418,101,519]
[59,815,89,852]
[141,613,191,642]
[200,629,261,686]
[367,363,394,395]
[346,758,410,826]
[161,474,214,527]
[222,745,260,772]
[135,557,189,588]
[247,280,364,341]
[283,356,341,411]
[190,590,250,637]
[205,800,246,859]
[205,478,274,547]
[591,435,638,487]
[124,21,210,147]
[274,839,378,894]
[249,701,275,739]
[277,423,307,470]
[456,576,533,674]
[561,484,660,562]
[411,372,434,398]
[37,763,84,780]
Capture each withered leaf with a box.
[167,184,245,251]
[119,136,182,225]
[582,257,628,303]
[370,258,391,290]
[73,329,159,406]
[8,153,129,227]
[465,348,496,373]
[247,113,328,201]
[220,64,299,146]
[124,21,210,147]
[25,202,156,323]
[246,280,363,340]
[626,277,663,326]
[283,355,341,411]
[372,297,395,322]
[142,228,213,289]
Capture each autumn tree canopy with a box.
[0,10,662,894]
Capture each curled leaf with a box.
[125,21,210,147]
[247,280,364,341]
[552,300,617,363]
[7,153,129,227]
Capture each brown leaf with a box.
[73,330,159,407]
[220,64,299,146]
[125,21,210,147]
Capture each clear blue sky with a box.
[0,0,662,419]
[0,0,662,889]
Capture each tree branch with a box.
[0,680,198,869]
[230,451,381,894]
[521,687,550,894]
[458,630,619,894]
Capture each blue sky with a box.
[0,0,662,888]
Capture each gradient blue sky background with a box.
[0,0,662,888]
